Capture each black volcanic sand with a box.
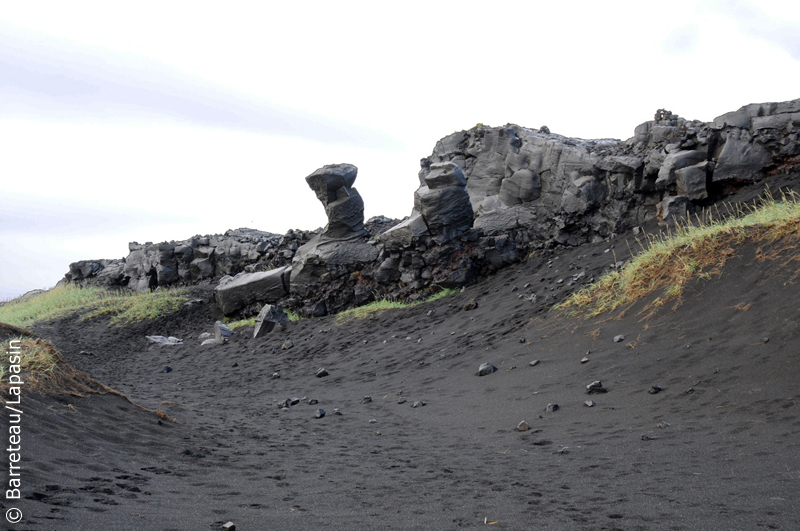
[10,182,800,530]
[9,238,798,531]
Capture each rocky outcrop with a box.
[64,228,316,293]
[413,99,799,241]
[62,98,800,318]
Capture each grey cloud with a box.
[0,25,402,149]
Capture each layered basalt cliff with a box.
[62,99,800,317]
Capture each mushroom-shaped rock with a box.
[305,163,366,240]
[291,164,380,298]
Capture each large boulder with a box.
[378,212,429,249]
[214,266,291,315]
[290,238,379,297]
[656,150,707,189]
[712,129,773,183]
[675,161,711,201]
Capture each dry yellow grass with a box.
[557,190,800,318]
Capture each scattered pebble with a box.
[529,360,540,367]
[685,387,695,394]
[316,368,329,378]
[361,396,372,404]
[272,372,280,379]
[222,522,236,531]
[656,421,670,429]
[309,399,319,405]
[580,357,589,364]
[584,400,595,407]
[334,409,342,415]
[463,298,478,311]
[281,339,294,350]
[554,447,569,454]
[277,399,290,409]
[477,362,497,376]
[516,421,530,432]
[546,403,559,413]
[411,401,425,408]
[763,337,769,343]
[511,286,518,292]
[649,385,662,395]
[427,309,436,317]
[290,397,300,406]
[519,337,526,344]
[163,366,172,373]
[315,409,326,418]
[397,398,407,405]
[369,419,377,424]
[586,381,608,394]
[613,335,625,343]
[641,434,658,441]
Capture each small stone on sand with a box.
[477,362,497,376]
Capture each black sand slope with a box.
[10,226,799,531]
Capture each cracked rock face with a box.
[304,163,367,240]
[414,162,474,244]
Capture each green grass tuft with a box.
[0,284,191,328]
[336,286,461,323]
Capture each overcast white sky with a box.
[2,0,799,300]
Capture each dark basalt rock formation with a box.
[61,98,800,318]
[290,164,381,300]
[304,163,368,240]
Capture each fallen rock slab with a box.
[213,266,291,315]
[146,335,182,345]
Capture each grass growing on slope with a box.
[81,288,191,325]
[336,287,460,323]
[0,285,109,328]
[0,284,191,328]
[556,189,800,318]
[0,337,124,397]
